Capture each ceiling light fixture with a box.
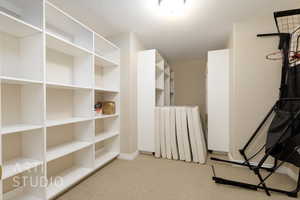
[158,0,186,17]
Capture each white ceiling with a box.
[49,0,299,61]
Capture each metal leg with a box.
[212,176,299,198]
[210,157,274,171]
[211,104,277,171]
[254,168,271,196]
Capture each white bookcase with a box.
[170,71,175,105]
[0,1,120,199]
[137,49,174,153]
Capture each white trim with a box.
[118,151,139,160]
[228,153,298,181]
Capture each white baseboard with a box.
[118,151,139,160]
[283,166,298,181]
[228,153,298,181]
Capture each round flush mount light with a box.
[158,0,187,17]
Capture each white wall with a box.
[110,33,145,154]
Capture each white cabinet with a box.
[137,49,174,153]
[207,49,229,152]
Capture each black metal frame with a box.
[211,98,300,197]
[211,9,300,198]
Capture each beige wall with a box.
[229,16,282,161]
[228,4,300,175]
[110,33,145,154]
[171,59,207,119]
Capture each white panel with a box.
[180,107,191,162]
[207,49,230,152]
[175,107,185,160]
[169,107,178,160]
[187,107,199,162]
[137,50,156,152]
[164,107,172,159]
[191,106,207,164]
[154,107,161,157]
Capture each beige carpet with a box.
[57,155,297,200]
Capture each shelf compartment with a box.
[95,64,120,91]
[156,70,164,92]
[0,0,43,36]
[156,91,165,106]
[46,34,93,88]
[46,121,94,161]
[3,158,43,180]
[94,33,120,65]
[0,11,42,38]
[0,30,43,81]
[2,129,44,179]
[95,54,118,68]
[3,166,45,200]
[170,71,175,79]
[46,2,93,52]
[46,141,92,162]
[94,91,119,116]
[46,147,94,199]
[156,60,164,72]
[94,137,119,168]
[46,87,92,123]
[1,82,44,133]
[95,151,119,169]
[95,117,119,143]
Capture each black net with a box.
[266,9,300,167]
[275,9,300,65]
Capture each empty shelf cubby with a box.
[46,87,92,127]
[95,118,119,143]
[2,129,44,179]
[95,65,120,91]
[0,0,43,30]
[46,41,93,88]
[0,31,43,81]
[45,2,93,52]
[3,166,45,200]
[94,136,119,168]
[46,121,94,162]
[94,33,120,65]
[1,81,44,134]
[46,146,94,199]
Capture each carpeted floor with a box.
[56,154,297,200]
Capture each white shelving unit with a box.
[137,49,174,153]
[0,1,120,199]
[164,63,171,106]
[170,71,175,105]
